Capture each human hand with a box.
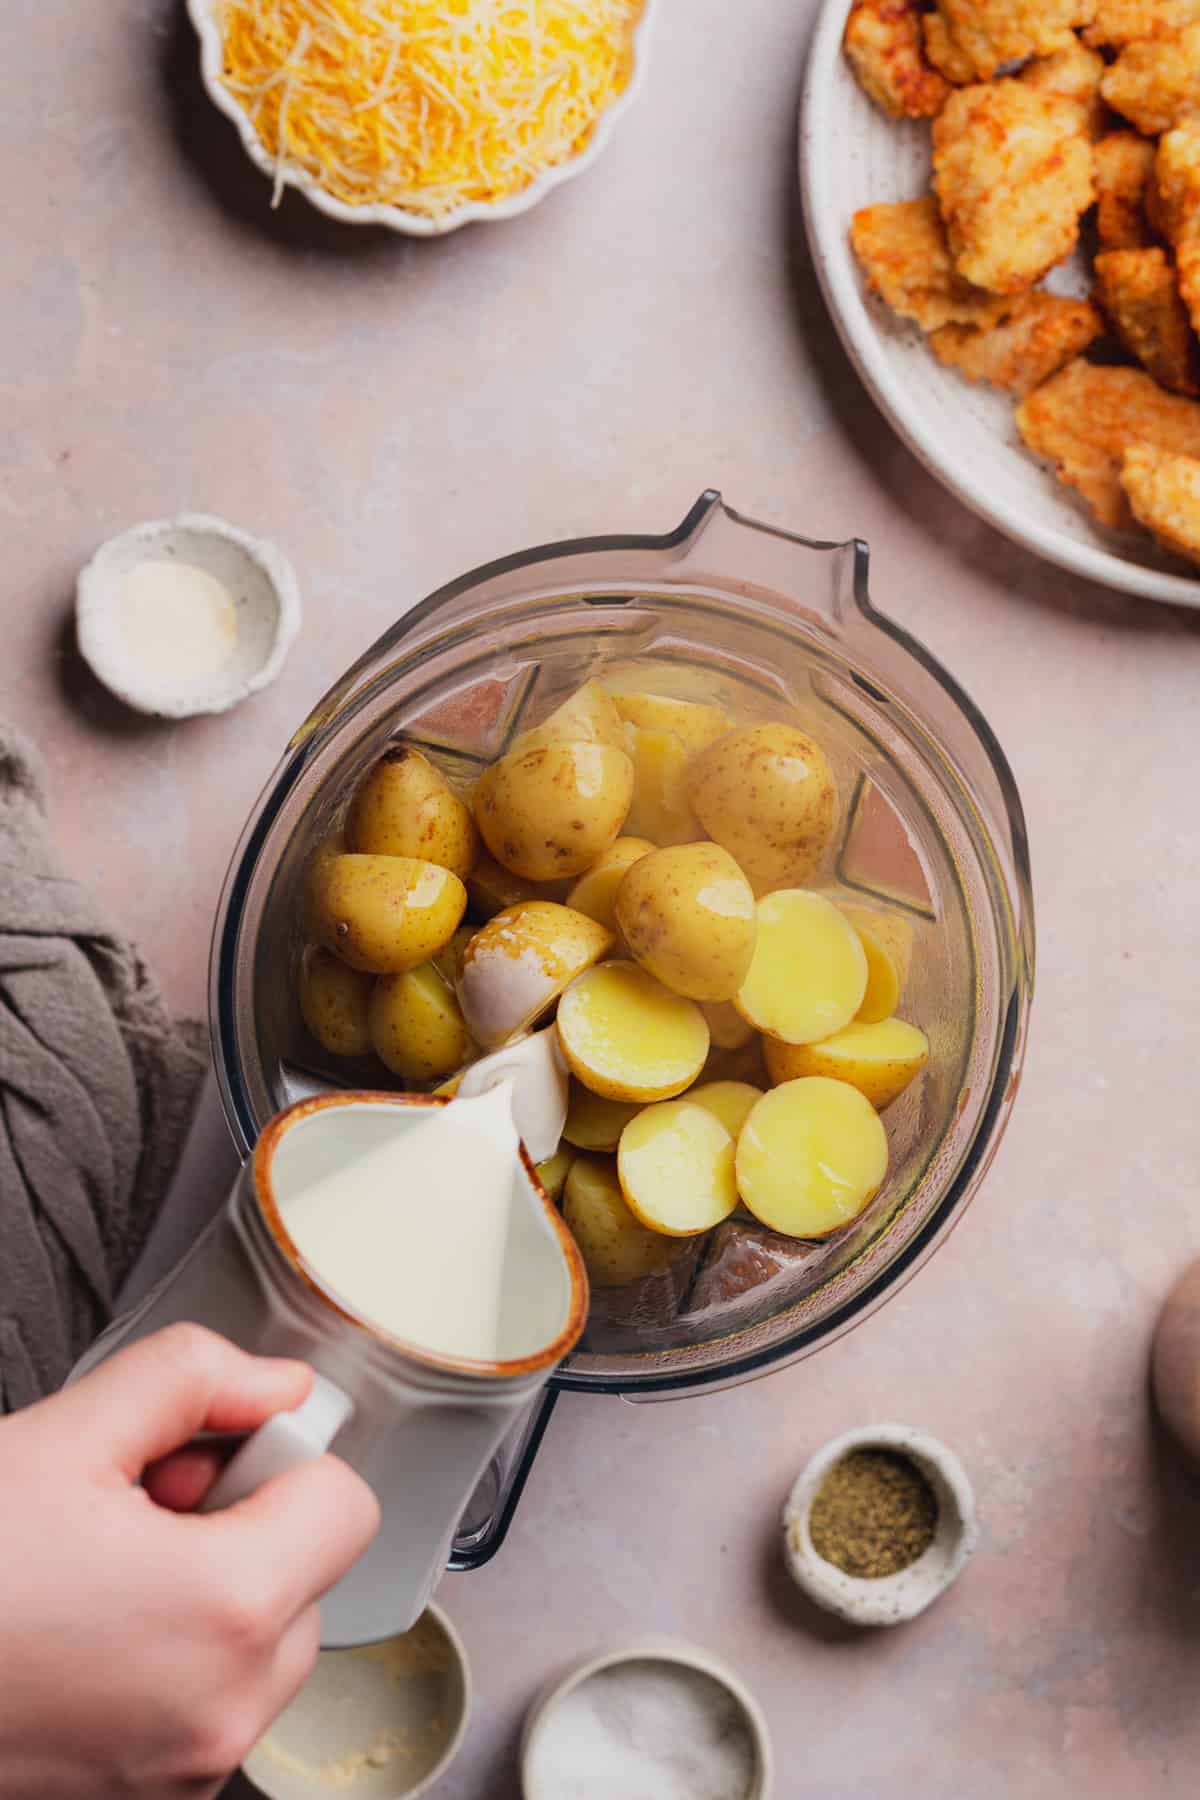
[0,1324,380,1799]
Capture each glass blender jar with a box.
[210,492,1034,1569]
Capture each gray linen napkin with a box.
[0,719,207,1409]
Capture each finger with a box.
[262,1603,322,1724]
[60,1324,312,1481]
[143,1444,230,1512]
[212,1455,381,1625]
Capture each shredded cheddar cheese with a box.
[219,0,644,219]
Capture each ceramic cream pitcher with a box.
[70,1089,588,1647]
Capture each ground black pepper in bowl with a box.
[808,1449,938,1579]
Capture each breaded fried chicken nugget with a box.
[1085,0,1200,49]
[1156,123,1200,331]
[1094,247,1200,393]
[1094,132,1160,248]
[923,12,976,83]
[924,0,1097,82]
[1015,359,1200,525]
[930,292,1102,393]
[1119,442,1200,560]
[849,197,1015,329]
[844,0,952,119]
[1020,42,1108,140]
[933,83,1095,293]
[1101,26,1200,136]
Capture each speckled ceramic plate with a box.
[799,0,1200,609]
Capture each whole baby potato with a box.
[309,853,467,975]
[474,742,634,881]
[615,842,756,1002]
[686,722,838,892]
[562,1156,685,1289]
[297,946,372,1057]
[346,746,478,879]
[368,964,473,1083]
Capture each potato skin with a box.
[368,964,473,1083]
[562,1155,683,1288]
[474,742,634,881]
[615,842,756,1001]
[566,836,656,932]
[686,722,838,892]
[298,946,373,1057]
[346,747,478,878]
[308,853,467,974]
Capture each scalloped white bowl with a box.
[187,0,655,237]
[801,0,1200,608]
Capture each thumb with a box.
[58,1324,312,1481]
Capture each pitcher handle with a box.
[198,1371,353,1514]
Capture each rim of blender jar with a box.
[248,1090,590,1381]
[211,491,1034,1399]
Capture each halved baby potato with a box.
[566,836,656,932]
[687,722,838,893]
[620,724,700,846]
[457,901,612,1050]
[509,680,626,755]
[609,690,730,757]
[618,1101,738,1237]
[686,1080,763,1140]
[563,1083,644,1153]
[615,843,757,1003]
[368,964,473,1083]
[308,854,468,975]
[847,920,901,1025]
[764,1017,930,1111]
[474,741,634,881]
[736,1077,888,1239]
[298,946,373,1057]
[563,1155,685,1288]
[736,891,867,1045]
[346,747,478,878]
[837,903,914,992]
[557,961,710,1103]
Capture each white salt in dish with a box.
[521,1639,772,1800]
[76,513,300,719]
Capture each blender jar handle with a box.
[198,1372,353,1514]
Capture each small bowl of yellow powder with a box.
[241,1603,471,1799]
[76,513,301,719]
[187,0,654,235]
[782,1423,978,1628]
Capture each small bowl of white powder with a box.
[76,513,300,719]
[521,1639,772,1800]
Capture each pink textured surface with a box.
[5,2,1200,1795]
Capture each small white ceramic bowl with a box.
[76,513,301,719]
[242,1602,471,1800]
[782,1423,978,1628]
[521,1638,773,1800]
[801,0,1200,608]
[187,0,655,237]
